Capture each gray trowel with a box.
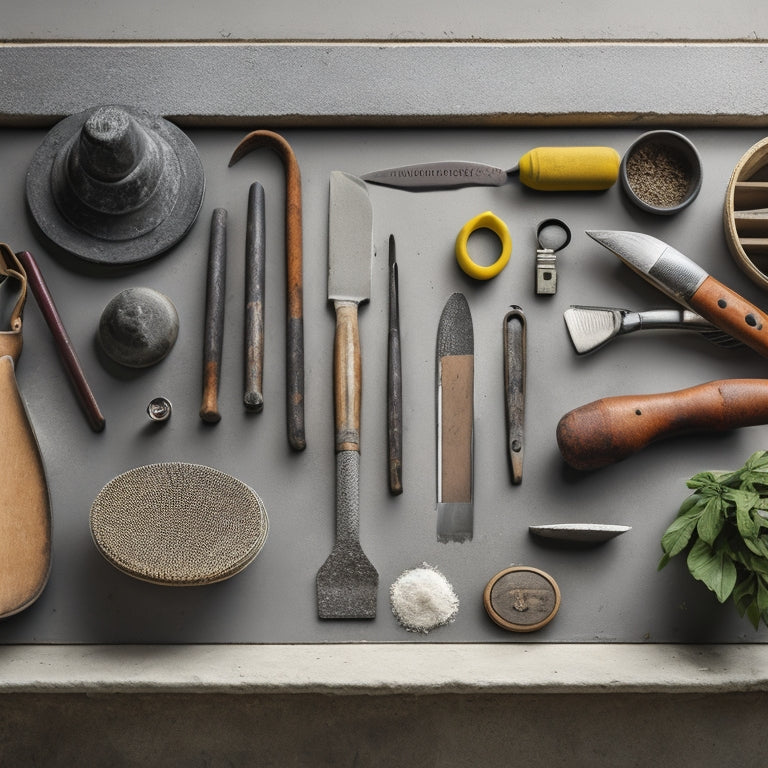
[563,305,743,355]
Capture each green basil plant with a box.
[659,450,768,629]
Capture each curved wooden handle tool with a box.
[557,378,768,471]
[0,244,51,618]
[200,208,227,423]
[229,130,306,450]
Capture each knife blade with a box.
[586,230,768,358]
[316,171,378,619]
[436,292,474,543]
[362,147,620,192]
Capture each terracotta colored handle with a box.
[334,302,361,453]
[690,276,768,357]
[557,378,768,471]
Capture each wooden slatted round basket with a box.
[724,136,768,290]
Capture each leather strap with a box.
[0,243,26,362]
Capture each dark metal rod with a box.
[244,181,266,412]
[387,234,403,495]
[16,250,105,433]
[199,208,227,423]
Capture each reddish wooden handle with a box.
[334,302,361,453]
[690,276,768,358]
[557,378,768,471]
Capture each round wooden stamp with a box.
[483,566,561,633]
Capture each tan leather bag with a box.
[0,244,51,618]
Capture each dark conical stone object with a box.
[98,287,179,368]
[26,105,205,266]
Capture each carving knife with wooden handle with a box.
[316,171,378,619]
[586,230,768,358]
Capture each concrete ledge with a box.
[2,644,768,695]
[2,41,768,127]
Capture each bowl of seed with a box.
[620,130,702,215]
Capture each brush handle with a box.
[334,301,362,453]
[557,378,768,471]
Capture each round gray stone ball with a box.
[98,287,179,368]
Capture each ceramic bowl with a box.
[620,130,702,215]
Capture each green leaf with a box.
[660,507,701,558]
[696,495,726,546]
[733,576,756,616]
[757,577,768,616]
[687,538,738,603]
[746,599,762,630]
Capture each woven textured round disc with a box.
[90,462,268,585]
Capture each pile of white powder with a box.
[389,563,459,634]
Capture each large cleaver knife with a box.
[436,293,474,542]
[316,171,378,619]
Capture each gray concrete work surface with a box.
[3,2,768,766]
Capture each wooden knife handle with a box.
[334,301,362,453]
[557,378,768,471]
[691,276,768,357]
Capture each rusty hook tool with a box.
[229,130,306,451]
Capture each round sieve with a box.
[90,462,268,586]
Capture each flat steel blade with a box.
[585,230,708,306]
[328,171,372,303]
[362,161,509,190]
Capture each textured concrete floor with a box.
[2,691,767,767]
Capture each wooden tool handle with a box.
[17,250,105,432]
[690,276,768,357]
[334,302,361,453]
[244,182,266,412]
[200,208,227,423]
[557,378,768,471]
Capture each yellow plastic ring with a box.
[455,211,512,280]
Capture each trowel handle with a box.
[556,378,768,471]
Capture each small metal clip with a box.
[535,219,571,295]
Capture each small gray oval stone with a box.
[98,287,179,368]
